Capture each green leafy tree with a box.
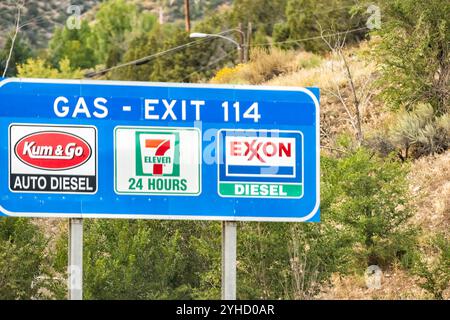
[0,218,49,299]
[48,20,97,70]
[0,35,32,77]
[112,25,233,83]
[88,0,157,68]
[231,0,287,35]
[374,0,449,114]
[88,0,137,66]
[157,0,231,21]
[150,29,227,82]
[279,0,367,52]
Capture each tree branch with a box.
[2,1,23,78]
[320,25,364,144]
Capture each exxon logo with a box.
[225,136,296,178]
[229,139,292,163]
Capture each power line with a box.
[250,27,369,47]
[181,51,235,82]
[85,27,369,79]
[84,36,214,78]
[84,29,242,78]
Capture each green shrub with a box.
[389,104,449,159]
[322,148,416,269]
[278,0,367,53]
[374,0,449,115]
[298,53,322,69]
[413,234,450,299]
[55,220,215,300]
[192,221,348,300]
[281,223,352,299]
[0,218,49,299]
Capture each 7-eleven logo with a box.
[135,132,180,176]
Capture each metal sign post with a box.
[68,218,83,300]
[221,221,237,300]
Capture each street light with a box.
[190,30,245,63]
[189,32,208,38]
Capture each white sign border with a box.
[0,78,320,222]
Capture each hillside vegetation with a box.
[0,0,100,48]
[0,0,231,49]
[209,41,448,299]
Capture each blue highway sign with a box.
[0,78,319,222]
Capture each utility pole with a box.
[184,0,191,33]
[158,6,164,25]
[245,22,252,63]
[238,23,244,64]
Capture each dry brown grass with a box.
[211,41,384,149]
[211,48,321,85]
[265,55,374,90]
[318,267,431,300]
[265,42,383,149]
[241,48,298,84]
[265,44,375,90]
[408,151,450,237]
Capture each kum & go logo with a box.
[15,131,91,171]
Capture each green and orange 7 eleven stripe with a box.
[144,139,171,175]
[135,131,180,176]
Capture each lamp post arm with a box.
[190,28,247,63]
[219,28,245,38]
[208,34,241,49]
